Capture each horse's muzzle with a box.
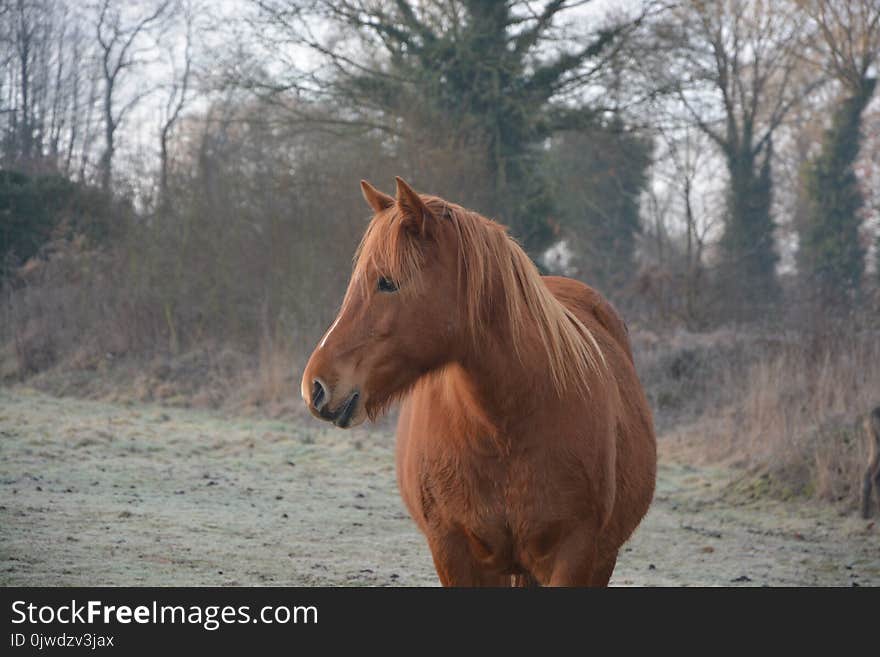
[308,382,360,429]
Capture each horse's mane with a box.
[351,195,606,394]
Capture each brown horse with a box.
[301,178,656,586]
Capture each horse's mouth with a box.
[326,391,359,429]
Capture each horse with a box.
[301,177,656,586]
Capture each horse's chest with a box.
[415,453,512,557]
[416,450,577,575]
[398,394,590,571]
[413,433,570,515]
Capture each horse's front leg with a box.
[546,526,602,587]
[426,530,507,587]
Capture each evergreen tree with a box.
[289,0,636,256]
[0,170,117,279]
[796,0,880,302]
[799,79,876,300]
[545,120,652,291]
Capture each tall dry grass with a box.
[653,323,880,507]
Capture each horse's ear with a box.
[395,176,432,237]
[361,179,394,213]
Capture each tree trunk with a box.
[721,145,778,313]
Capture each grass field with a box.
[1,387,877,586]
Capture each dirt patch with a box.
[1,388,877,586]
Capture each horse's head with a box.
[301,177,460,428]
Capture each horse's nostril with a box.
[311,379,328,411]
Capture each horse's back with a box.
[541,275,633,361]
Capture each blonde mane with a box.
[351,196,606,394]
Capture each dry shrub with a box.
[0,100,496,413]
[631,326,753,432]
[13,318,57,374]
[236,334,306,417]
[2,237,152,378]
[736,330,879,505]
[810,419,870,503]
[655,323,880,507]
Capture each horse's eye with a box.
[377,276,398,293]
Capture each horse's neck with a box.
[452,318,548,433]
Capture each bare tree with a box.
[666,127,719,324]
[45,3,67,161]
[93,0,171,191]
[5,0,44,166]
[640,123,724,326]
[158,0,193,205]
[0,1,95,174]
[61,19,89,178]
[76,63,100,182]
[650,0,816,305]
[800,0,880,94]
